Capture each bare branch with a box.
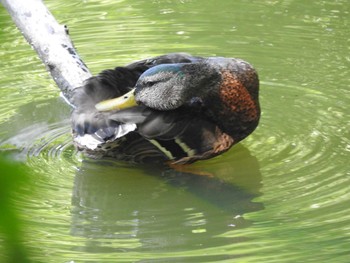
[1,0,92,105]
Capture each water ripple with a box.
[1,120,74,160]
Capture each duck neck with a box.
[208,70,260,142]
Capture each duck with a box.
[71,53,260,164]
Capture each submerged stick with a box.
[1,0,92,105]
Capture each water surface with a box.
[0,0,349,262]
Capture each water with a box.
[1,0,349,262]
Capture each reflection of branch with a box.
[1,0,91,104]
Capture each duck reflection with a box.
[70,145,263,252]
[0,97,263,252]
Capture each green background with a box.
[0,0,349,262]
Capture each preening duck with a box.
[71,53,260,164]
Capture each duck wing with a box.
[108,107,232,164]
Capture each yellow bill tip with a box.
[95,88,137,112]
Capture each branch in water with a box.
[0,0,92,105]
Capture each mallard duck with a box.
[71,53,260,164]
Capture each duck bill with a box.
[95,88,137,111]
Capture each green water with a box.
[1,0,349,262]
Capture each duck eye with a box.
[189,97,204,107]
[145,80,158,86]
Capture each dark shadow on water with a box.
[70,146,263,253]
[0,98,70,139]
[0,98,71,160]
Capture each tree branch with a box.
[1,0,92,105]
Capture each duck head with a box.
[133,62,221,111]
[96,58,260,143]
